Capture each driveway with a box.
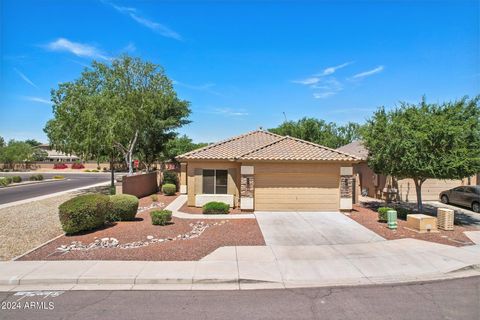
[255,211,385,246]
[425,201,480,228]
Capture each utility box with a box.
[387,210,397,230]
[437,208,454,231]
[406,214,438,233]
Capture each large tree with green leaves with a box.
[0,140,34,169]
[269,117,362,148]
[45,55,191,180]
[163,135,209,163]
[362,96,480,212]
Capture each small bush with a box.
[392,206,410,220]
[151,194,158,202]
[150,210,172,225]
[29,174,44,181]
[108,194,139,221]
[162,170,178,186]
[71,163,85,169]
[0,177,10,187]
[162,183,176,196]
[12,176,22,183]
[4,177,13,184]
[377,207,393,222]
[202,201,230,214]
[103,167,108,171]
[84,169,91,172]
[35,174,44,181]
[58,194,110,234]
[110,186,116,195]
[53,175,64,179]
[54,163,68,169]
[91,169,99,172]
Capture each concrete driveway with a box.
[255,211,385,246]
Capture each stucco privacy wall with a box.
[186,161,241,207]
[122,171,159,198]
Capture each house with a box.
[38,144,79,162]
[337,140,478,202]
[176,129,361,212]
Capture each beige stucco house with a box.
[176,130,361,212]
[337,140,478,202]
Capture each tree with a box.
[362,96,480,213]
[268,117,362,148]
[163,135,209,163]
[0,140,33,169]
[25,139,42,147]
[32,148,48,161]
[0,136,5,148]
[45,55,191,183]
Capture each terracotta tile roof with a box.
[177,130,360,162]
[336,140,368,160]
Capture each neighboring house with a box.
[176,129,361,212]
[38,144,79,162]
[337,140,478,202]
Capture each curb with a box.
[0,178,67,189]
[11,234,65,261]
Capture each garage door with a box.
[255,172,339,211]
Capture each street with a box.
[0,173,112,204]
[1,277,479,320]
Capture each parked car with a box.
[440,186,480,213]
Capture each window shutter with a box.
[194,168,203,194]
[227,168,237,196]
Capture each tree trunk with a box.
[413,178,425,213]
[110,151,115,190]
[127,130,139,175]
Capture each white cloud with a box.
[108,3,182,40]
[14,68,37,88]
[313,92,337,99]
[23,96,51,105]
[213,108,249,117]
[316,61,353,76]
[292,77,320,85]
[45,38,110,60]
[122,42,136,53]
[351,66,384,79]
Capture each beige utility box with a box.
[406,214,438,233]
[437,208,454,231]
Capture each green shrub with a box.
[29,175,38,181]
[84,169,91,172]
[108,194,139,221]
[162,183,176,195]
[162,170,178,185]
[91,169,99,172]
[4,177,13,184]
[34,174,43,181]
[151,194,158,202]
[0,177,10,187]
[12,176,22,183]
[202,201,230,214]
[53,175,64,179]
[110,186,116,195]
[377,207,393,222]
[150,210,172,225]
[58,194,111,234]
[392,206,410,220]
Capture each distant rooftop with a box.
[336,140,368,160]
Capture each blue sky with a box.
[1,0,478,143]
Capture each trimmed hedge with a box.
[29,174,44,181]
[202,201,230,214]
[53,175,64,179]
[71,163,85,169]
[108,194,139,221]
[54,163,68,169]
[0,177,10,187]
[162,183,176,196]
[12,176,22,183]
[58,194,110,234]
[150,210,172,225]
[151,194,158,202]
[162,170,178,185]
[377,207,393,222]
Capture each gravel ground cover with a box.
[19,194,265,261]
[179,202,244,215]
[349,204,475,247]
[0,186,109,260]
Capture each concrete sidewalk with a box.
[1,239,479,291]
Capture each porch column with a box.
[180,162,187,194]
[240,165,255,210]
[340,167,354,210]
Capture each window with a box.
[202,169,228,194]
[453,187,465,192]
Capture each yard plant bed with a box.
[19,194,264,261]
[349,204,476,247]
[179,202,244,215]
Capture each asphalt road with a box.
[0,173,112,204]
[1,277,479,320]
